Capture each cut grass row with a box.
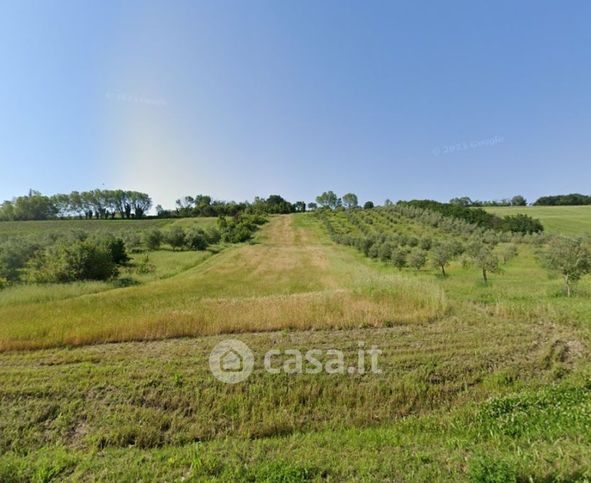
[0,321,587,480]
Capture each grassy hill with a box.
[0,211,590,480]
[485,205,591,235]
[0,215,445,350]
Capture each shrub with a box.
[144,229,164,250]
[204,226,221,244]
[27,240,118,283]
[501,214,544,234]
[222,222,254,243]
[105,237,129,265]
[0,240,38,282]
[185,228,209,251]
[230,224,253,243]
[166,226,186,250]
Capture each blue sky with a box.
[1,0,590,207]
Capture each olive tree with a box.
[408,248,427,271]
[546,237,591,297]
[473,244,500,284]
[391,248,407,270]
[431,242,455,277]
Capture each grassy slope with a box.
[1,323,588,481]
[0,250,209,308]
[485,205,591,235]
[0,215,445,350]
[0,217,215,237]
[1,213,590,481]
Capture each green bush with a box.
[166,226,186,250]
[185,227,209,251]
[144,229,164,250]
[0,240,38,282]
[27,240,118,283]
[204,226,221,244]
[501,214,544,234]
[105,237,129,265]
[222,223,253,243]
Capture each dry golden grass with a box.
[0,317,582,452]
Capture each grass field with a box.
[0,217,215,238]
[0,216,445,350]
[1,211,590,480]
[485,205,591,235]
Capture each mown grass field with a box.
[485,205,591,235]
[1,211,590,481]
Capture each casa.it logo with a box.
[209,339,255,384]
[209,339,383,383]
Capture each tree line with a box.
[2,187,587,224]
[312,191,374,210]
[168,194,306,218]
[449,195,527,207]
[533,193,591,206]
[0,190,152,221]
[450,193,591,207]
[0,190,307,221]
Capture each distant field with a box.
[485,205,591,235]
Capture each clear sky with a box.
[1,0,590,208]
